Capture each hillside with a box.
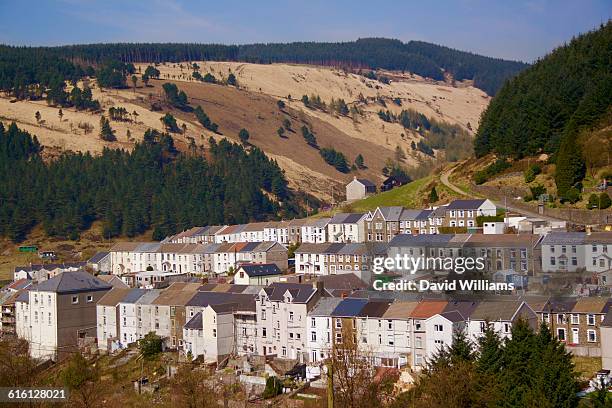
[474,22,612,201]
[0,61,489,202]
[8,39,528,95]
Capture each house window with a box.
[557,328,566,341]
[289,311,294,322]
[311,332,317,341]
[335,318,342,329]
[262,328,267,338]
[557,314,565,324]
[86,295,93,303]
[311,317,316,328]
[587,330,597,342]
[387,320,393,330]
[587,314,596,325]
[571,314,579,325]
[282,347,287,356]
[434,324,443,332]
[72,295,79,304]
[213,329,217,338]
[388,335,394,346]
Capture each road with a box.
[439,164,570,223]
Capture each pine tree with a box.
[429,186,439,203]
[355,154,365,169]
[476,322,502,375]
[555,133,585,202]
[99,117,116,141]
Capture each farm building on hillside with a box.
[346,177,376,201]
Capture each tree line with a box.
[0,38,529,96]
[0,122,306,242]
[474,22,611,201]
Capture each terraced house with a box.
[17,271,112,360]
[537,296,612,357]
[442,199,497,229]
[255,283,320,361]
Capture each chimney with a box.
[315,280,325,296]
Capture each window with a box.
[213,329,217,338]
[311,317,316,328]
[480,322,486,333]
[434,324,443,332]
[557,328,566,341]
[550,257,556,266]
[311,332,317,341]
[388,335,394,346]
[557,314,565,324]
[71,295,79,304]
[86,295,93,303]
[261,310,266,320]
[587,330,597,342]
[289,311,294,321]
[588,314,596,326]
[335,318,342,329]
[262,328,267,338]
[571,314,579,325]
[504,323,510,333]
[387,320,393,330]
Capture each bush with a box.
[524,164,541,183]
[139,332,162,359]
[600,192,612,209]
[473,158,511,184]
[262,376,283,399]
[560,187,581,203]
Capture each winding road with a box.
[439,164,571,223]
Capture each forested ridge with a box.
[474,22,612,200]
[0,38,528,95]
[0,122,305,242]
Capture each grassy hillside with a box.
[344,174,462,212]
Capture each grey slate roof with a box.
[186,292,255,311]
[184,312,202,329]
[399,209,424,220]
[35,271,112,294]
[541,232,586,245]
[309,297,344,316]
[263,283,316,303]
[121,288,148,304]
[331,298,369,317]
[377,206,404,221]
[329,213,366,224]
[239,264,282,277]
[389,234,454,247]
[88,251,109,263]
[355,178,376,187]
[446,199,486,210]
[443,300,480,320]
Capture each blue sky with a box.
[0,0,609,62]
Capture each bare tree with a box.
[327,325,397,408]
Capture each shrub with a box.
[524,164,542,183]
[262,376,283,399]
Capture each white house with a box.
[346,177,377,201]
[21,271,111,360]
[233,264,283,286]
[256,283,319,361]
[327,213,368,243]
[301,218,331,243]
[96,287,133,352]
[466,300,537,344]
[306,297,343,363]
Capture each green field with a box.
[348,176,434,212]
